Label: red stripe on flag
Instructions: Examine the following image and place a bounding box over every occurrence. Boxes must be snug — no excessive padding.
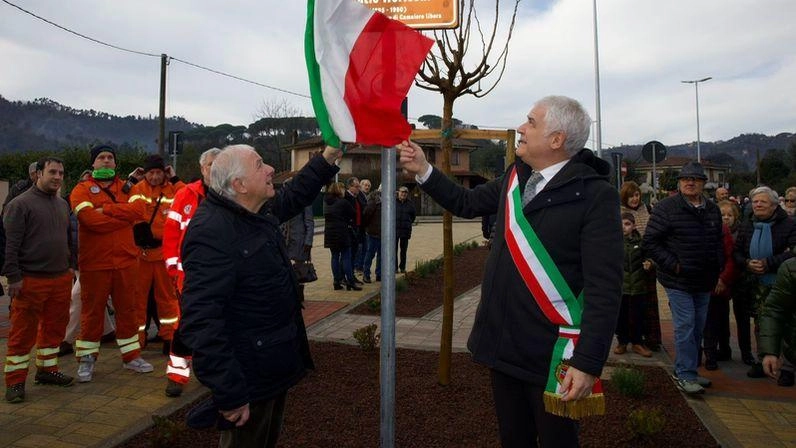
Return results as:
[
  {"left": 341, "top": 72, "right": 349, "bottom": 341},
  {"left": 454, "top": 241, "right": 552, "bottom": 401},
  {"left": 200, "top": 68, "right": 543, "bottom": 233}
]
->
[
  {"left": 503, "top": 190, "right": 568, "bottom": 324},
  {"left": 344, "top": 12, "right": 432, "bottom": 146}
]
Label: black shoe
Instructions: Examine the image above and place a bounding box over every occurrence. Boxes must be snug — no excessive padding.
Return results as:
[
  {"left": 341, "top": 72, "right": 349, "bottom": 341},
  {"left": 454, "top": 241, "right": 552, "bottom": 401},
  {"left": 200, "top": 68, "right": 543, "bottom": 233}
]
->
[
  {"left": 345, "top": 281, "right": 362, "bottom": 291},
  {"left": 165, "top": 379, "right": 184, "bottom": 397},
  {"left": 362, "top": 277, "right": 372, "bottom": 283},
  {"left": 376, "top": 276, "right": 381, "bottom": 282},
  {"left": 34, "top": 370, "right": 74, "bottom": 387},
  {"left": 778, "top": 370, "right": 795, "bottom": 387},
  {"left": 747, "top": 363, "right": 766, "bottom": 378},
  {"left": 742, "top": 351, "right": 756, "bottom": 365},
  {"left": 57, "top": 341, "right": 73, "bottom": 357},
  {"left": 333, "top": 283, "right": 343, "bottom": 290},
  {"left": 5, "top": 383, "right": 25, "bottom": 403},
  {"left": 705, "top": 357, "right": 719, "bottom": 371}
]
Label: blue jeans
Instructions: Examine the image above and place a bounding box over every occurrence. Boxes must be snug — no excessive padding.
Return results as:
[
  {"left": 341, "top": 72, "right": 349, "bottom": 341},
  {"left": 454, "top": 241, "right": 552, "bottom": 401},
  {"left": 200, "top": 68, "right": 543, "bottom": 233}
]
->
[
  {"left": 665, "top": 288, "right": 710, "bottom": 381},
  {"left": 363, "top": 234, "right": 381, "bottom": 280},
  {"left": 330, "top": 247, "right": 355, "bottom": 284},
  {"left": 353, "top": 233, "right": 365, "bottom": 271}
]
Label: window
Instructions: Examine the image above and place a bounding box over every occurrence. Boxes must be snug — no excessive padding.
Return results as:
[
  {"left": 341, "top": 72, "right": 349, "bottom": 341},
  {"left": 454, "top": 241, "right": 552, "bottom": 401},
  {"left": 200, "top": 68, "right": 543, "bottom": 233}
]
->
[{"left": 451, "top": 151, "right": 460, "bottom": 166}]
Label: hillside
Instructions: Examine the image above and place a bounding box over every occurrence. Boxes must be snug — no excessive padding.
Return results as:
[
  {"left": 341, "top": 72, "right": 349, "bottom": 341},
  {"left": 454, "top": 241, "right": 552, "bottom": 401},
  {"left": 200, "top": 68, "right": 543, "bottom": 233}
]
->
[{"left": 0, "top": 96, "right": 199, "bottom": 153}]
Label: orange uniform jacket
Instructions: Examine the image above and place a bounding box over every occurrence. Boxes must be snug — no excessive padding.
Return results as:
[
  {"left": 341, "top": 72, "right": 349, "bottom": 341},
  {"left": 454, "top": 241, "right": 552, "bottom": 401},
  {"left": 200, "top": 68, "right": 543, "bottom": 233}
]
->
[
  {"left": 162, "top": 180, "right": 205, "bottom": 292},
  {"left": 128, "top": 179, "right": 185, "bottom": 262},
  {"left": 70, "top": 177, "right": 148, "bottom": 271}
]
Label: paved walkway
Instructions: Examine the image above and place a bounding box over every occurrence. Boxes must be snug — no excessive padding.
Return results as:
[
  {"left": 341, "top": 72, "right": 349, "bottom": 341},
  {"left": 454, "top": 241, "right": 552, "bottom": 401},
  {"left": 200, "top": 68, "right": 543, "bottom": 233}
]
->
[{"left": 1, "top": 219, "right": 795, "bottom": 447}]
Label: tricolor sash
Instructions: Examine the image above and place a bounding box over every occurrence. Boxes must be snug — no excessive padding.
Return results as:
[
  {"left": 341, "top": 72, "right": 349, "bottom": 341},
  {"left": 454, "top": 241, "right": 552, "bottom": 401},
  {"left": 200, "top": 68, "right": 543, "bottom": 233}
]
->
[{"left": 504, "top": 166, "right": 605, "bottom": 419}]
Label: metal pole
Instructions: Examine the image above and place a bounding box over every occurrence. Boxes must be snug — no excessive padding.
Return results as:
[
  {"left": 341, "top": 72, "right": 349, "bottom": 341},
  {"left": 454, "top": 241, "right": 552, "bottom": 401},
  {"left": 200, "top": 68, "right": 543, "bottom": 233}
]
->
[
  {"left": 652, "top": 142, "right": 657, "bottom": 197},
  {"left": 158, "top": 54, "right": 168, "bottom": 157},
  {"left": 592, "top": 0, "right": 602, "bottom": 158},
  {"left": 380, "top": 147, "right": 397, "bottom": 448},
  {"left": 695, "top": 82, "right": 701, "bottom": 162}
]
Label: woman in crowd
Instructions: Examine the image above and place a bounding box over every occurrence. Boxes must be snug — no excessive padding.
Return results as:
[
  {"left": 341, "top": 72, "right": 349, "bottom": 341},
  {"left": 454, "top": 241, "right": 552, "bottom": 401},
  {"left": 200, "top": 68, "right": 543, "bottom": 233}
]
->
[
  {"left": 620, "top": 181, "right": 661, "bottom": 351},
  {"left": 702, "top": 200, "right": 740, "bottom": 369},
  {"left": 734, "top": 186, "right": 796, "bottom": 377},
  {"left": 323, "top": 182, "right": 361, "bottom": 291}
]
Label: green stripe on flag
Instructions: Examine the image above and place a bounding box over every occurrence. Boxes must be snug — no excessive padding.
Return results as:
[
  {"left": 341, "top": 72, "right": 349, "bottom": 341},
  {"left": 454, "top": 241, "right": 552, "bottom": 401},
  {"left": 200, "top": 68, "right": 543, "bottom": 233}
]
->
[
  {"left": 512, "top": 190, "right": 583, "bottom": 324},
  {"left": 305, "top": 0, "right": 340, "bottom": 149},
  {"left": 546, "top": 336, "right": 570, "bottom": 393}
]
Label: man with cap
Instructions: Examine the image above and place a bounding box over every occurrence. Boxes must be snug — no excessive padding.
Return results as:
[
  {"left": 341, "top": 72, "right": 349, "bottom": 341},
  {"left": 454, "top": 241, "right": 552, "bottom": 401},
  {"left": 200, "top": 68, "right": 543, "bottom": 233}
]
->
[
  {"left": 643, "top": 161, "right": 724, "bottom": 395},
  {"left": 160, "top": 147, "right": 220, "bottom": 398},
  {"left": 69, "top": 145, "right": 152, "bottom": 382},
  {"left": 128, "top": 155, "right": 185, "bottom": 357}
]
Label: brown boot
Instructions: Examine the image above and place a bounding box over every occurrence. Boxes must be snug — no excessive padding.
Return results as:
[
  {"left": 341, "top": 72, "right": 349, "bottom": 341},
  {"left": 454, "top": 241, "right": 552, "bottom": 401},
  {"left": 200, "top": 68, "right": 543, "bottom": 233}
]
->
[
  {"left": 613, "top": 344, "right": 627, "bottom": 354},
  {"left": 632, "top": 344, "right": 652, "bottom": 357}
]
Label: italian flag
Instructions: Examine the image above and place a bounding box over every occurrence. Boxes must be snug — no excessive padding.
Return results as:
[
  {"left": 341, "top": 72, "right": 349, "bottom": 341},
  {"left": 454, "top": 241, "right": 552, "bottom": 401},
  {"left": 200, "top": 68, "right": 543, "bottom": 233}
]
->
[{"left": 305, "top": 0, "right": 433, "bottom": 148}]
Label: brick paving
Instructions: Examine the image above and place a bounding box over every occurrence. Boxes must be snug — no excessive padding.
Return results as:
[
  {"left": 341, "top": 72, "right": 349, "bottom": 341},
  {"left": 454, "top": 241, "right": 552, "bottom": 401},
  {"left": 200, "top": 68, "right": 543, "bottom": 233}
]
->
[{"left": 1, "top": 220, "right": 796, "bottom": 447}]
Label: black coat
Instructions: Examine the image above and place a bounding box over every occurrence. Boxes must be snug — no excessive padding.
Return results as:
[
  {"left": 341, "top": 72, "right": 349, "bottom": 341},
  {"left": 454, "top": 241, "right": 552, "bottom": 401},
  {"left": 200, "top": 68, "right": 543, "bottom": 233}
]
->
[
  {"left": 420, "top": 149, "right": 623, "bottom": 384},
  {"left": 363, "top": 191, "right": 382, "bottom": 237},
  {"left": 179, "top": 155, "right": 338, "bottom": 411},
  {"left": 733, "top": 207, "right": 796, "bottom": 272},
  {"left": 323, "top": 196, "right": 354, "bottom": 250},
  {"left": 642, "top": 193, "right": 723, "bottom": 292},
  {"left": 395, "top": 198, "right": 416, "bottom": 239}
]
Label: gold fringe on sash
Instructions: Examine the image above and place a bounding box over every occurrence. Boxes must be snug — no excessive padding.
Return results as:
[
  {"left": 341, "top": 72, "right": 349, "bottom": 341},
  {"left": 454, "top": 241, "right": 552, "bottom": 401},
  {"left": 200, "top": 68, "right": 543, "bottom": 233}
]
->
[{"left": 543, "top": 391, "right": 606, "bottom": 420}]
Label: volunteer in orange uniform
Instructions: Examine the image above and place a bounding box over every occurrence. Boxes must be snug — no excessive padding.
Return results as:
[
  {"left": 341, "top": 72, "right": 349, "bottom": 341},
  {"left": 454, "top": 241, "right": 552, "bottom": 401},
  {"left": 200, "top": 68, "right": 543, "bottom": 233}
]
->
[
  {"left": 161, "top": 147, "right": 220, "bottom": 398},
  {"left": 4, "top": 157, "right": 76, "bottom": 403},
  {"left": 69, "top": 145, "right": 153, "bottom": 382},
  {"left": 128, "top": 155, "right": 184, "bottom": 352}
]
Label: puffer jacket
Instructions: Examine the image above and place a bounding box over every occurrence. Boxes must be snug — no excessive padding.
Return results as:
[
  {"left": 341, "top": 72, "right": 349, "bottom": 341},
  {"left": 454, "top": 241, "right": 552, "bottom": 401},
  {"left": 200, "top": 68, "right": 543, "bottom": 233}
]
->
[
  {"left": 179, "top": 155, "right": 338, "bottom": 411},
  {"left": 642, "top": 193, "right": 723, "bottom": 292},
  {"left": 759, "top": 257, "right": 796, "bottom": 363},
  {"left": 623, "top": 230, "right": 650, "bottom": 296}
]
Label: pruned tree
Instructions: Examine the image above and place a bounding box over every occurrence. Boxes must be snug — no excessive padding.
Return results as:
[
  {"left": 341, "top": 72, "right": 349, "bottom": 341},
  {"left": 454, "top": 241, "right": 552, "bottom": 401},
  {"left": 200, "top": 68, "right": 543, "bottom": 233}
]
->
[{"left": 415, "top": 0, "right": 521, "bottom": 385}]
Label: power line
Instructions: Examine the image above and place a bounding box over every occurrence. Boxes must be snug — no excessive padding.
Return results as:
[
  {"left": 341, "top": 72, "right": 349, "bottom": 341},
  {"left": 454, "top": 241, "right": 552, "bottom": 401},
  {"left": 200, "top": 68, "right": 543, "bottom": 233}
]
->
[{"left": 1, "top": 0, "right": 311, "bottom": 99}]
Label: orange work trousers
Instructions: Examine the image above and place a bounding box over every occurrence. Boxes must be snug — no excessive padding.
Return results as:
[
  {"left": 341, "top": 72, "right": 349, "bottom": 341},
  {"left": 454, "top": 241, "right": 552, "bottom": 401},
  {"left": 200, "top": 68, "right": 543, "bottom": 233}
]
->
[
  {"left": 4, "top": 273, "right": 72, "bottom": 386},
  {"left": 137, "top": 259, "right": 180, "bottom": 343},
  {"left": 77, "top": 265, "right": 141, "bottom": 363}
]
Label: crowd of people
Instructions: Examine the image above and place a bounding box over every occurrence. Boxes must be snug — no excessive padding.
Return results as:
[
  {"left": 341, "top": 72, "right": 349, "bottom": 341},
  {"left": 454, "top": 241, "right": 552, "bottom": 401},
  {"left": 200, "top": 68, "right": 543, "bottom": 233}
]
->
[
  {"left": 612, "top": 169, "right": 796, "bottom": 394},
  {"left": 2, "top": 94, "right": 795, "bottom": 447}
]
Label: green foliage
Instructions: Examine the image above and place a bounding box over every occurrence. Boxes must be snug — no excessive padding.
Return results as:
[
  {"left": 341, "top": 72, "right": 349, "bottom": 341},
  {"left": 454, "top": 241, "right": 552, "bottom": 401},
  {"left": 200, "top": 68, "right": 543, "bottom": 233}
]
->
[
  {"left": 352, "top": 323, "right": 380, "bottom": 351},
  {"left": 453, "top": 240, "right": 479, "bottom": 256},
  {"left": 626, "top": 407, "right": 666, "bottom": 438},
  {"left": 395, "top": 277, "right": 408, "bottom": 292},
  {"left": 657, "top": 168, "right": 679, "bottom": 192},
  {"left": 611, "top": 365, "right": 645, "bottom": 397},
  {"left": 414, "top": 257, "right": 444, "bottom": 278},
  {"left": 365, "top": 296, "right": 381, "bottom": 312},
  {"left": 151, "top": 415, "right": 184, "bottom": 448}
]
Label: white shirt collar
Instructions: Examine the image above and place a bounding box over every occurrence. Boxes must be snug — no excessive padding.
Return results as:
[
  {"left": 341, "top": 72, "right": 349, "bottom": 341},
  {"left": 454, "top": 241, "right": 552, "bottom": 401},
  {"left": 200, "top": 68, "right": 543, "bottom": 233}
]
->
[{"left": 533, "top": 159, "right": 570, "bottom": 193}]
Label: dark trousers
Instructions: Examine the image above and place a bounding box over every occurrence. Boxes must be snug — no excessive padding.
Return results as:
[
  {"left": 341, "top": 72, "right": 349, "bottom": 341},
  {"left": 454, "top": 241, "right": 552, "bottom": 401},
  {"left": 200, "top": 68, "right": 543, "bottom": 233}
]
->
[
  {"left": 733, "top": 296, "right": 752, "bottom": 355},
  {"left": 219, "top": 393, "right": 287, "bottom": 448},
  {"left": 616, "top": 294, "right": 645, "bottom": 345},
  {"left": 396, "top": 236, "right": 410, "bottom": 271},
  {"left": 703, "top": 295, "right": 731, "bottom": 357},
  {"left": 490, "top": 369, "right": 579, "bottom": 448}
]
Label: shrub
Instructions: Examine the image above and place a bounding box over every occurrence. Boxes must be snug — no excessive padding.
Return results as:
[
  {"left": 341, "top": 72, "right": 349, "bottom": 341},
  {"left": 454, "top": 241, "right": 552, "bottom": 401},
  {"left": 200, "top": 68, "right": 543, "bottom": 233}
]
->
[
  {"left": 151, "top": 415, "right": 184, "bottom": 447},
  {"left": 612, "top": 365, "right": 645, "bottom": 397},
  {"left": 395, "top": 277, "right": 408, "bottom": 292},
  {"left": 352, "top": 323, "right": 380, "bottom": 351},
  {"left": 626, "top": 407, "right": 666, "bottom": 438},
  {"left": 414, "top": 257, "right": 443, "bottom": 278},
  {"left": 365, "top": 296, "right": 381, "bottom": 312}
]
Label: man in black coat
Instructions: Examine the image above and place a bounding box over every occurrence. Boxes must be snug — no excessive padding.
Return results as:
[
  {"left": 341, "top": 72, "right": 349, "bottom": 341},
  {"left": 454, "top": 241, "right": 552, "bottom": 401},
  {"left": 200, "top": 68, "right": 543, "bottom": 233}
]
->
[
  {"left": 642, "top": 162, "right": 723, "bottom": 395},
  {"left": 395, "top": 186, "right": 416, "bottom": 273},
  {"left": 179, "top": 144, "right": 340, "bottom": 447},
  {"left": 399, "top": 95, "right": 622, "bottom": 448}
]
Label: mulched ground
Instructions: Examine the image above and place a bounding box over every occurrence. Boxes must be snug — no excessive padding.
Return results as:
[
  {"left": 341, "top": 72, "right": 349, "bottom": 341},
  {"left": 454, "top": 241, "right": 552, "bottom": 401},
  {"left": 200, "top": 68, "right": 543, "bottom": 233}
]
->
[
  {"left": 349, "top": 244, "right": 491, "bottom": 317},
  {"left": 117, "top": 342, "right": 717, "bottom": 447}
]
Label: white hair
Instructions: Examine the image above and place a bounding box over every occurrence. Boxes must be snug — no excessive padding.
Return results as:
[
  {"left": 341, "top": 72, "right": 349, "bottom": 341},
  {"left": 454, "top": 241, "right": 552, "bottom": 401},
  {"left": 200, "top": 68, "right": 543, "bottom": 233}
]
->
[
  {"left": 534, "top": 95, "right": 592, "bottom": 156},
  {"left": 199, "top": 147, "right": 222, "bottom": 167},
  {"left": 209, "top": 145, "right": 254, "bottom": 198},
  {"left": 749, "top": 186, "right": 779, "bottom": 204}
]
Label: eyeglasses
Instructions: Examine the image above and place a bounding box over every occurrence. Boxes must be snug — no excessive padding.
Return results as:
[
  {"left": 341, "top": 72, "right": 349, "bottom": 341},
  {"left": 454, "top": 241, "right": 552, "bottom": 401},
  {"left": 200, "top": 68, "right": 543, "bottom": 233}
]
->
[{"left": 784, "top": 199, "right": 796, "bottom": 203}]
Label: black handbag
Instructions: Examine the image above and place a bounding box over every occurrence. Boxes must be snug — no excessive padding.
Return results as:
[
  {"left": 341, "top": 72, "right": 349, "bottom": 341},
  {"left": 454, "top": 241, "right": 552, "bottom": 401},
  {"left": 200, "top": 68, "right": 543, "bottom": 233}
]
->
[
  {"left": 133, "top": 195, "right": 163, "bottom": 249},
  {"left": 293, "top": 259, "right": 318, "bottom": 283}
]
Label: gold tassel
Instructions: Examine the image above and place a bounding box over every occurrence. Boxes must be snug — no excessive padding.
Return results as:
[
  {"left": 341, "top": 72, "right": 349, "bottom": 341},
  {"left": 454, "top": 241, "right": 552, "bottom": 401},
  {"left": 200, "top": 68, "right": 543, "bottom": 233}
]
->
[{"left": 543, "top": 392, "right": 606, "bottom": 420}]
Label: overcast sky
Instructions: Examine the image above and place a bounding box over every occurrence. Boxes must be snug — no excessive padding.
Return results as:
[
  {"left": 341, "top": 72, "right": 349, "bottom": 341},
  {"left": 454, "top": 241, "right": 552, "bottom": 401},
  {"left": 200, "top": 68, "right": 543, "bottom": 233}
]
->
[{"left": 2, "top": 0, "right": 794, "bottom": 151}]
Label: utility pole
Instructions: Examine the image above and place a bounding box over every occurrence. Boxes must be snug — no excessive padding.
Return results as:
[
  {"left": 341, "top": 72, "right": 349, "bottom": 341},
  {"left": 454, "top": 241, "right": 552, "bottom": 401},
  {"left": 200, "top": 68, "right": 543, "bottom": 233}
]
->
[{"left": 158, "top": 54, "right": 168, "bottom": 157}]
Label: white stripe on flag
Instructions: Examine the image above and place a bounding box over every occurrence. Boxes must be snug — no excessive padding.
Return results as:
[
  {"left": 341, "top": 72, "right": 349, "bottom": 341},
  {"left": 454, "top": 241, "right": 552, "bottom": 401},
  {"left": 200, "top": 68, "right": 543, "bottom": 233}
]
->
[{"left": 314, "top": 0, "right": 373, "bottom": 143}]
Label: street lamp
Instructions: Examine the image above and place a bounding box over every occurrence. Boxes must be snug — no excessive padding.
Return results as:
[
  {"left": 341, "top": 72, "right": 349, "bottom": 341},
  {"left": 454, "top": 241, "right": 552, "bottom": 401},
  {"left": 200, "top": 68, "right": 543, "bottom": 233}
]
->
[
  {"left": 681, "top": 77, "right": 712, "bottom": 162},
  {"left": 592, "top": 0, "right": 602, "bottom": 158}
]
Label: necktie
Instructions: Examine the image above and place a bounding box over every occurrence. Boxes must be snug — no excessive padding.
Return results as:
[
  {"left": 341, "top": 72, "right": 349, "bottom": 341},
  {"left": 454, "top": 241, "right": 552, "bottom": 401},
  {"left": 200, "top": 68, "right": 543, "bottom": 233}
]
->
[{"left": 522, "top": 171, "right": 544, "bottom": 206}]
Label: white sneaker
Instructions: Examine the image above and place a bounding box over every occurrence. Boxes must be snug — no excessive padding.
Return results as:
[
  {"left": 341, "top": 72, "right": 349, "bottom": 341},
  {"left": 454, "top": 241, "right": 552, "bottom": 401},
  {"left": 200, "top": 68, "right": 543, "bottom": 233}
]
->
[
  {"left": 123, "top": 357, "right": 154, "bottom": 373},
  {"left": 77, "top": 355, "right": 95, "bottom": 383}
]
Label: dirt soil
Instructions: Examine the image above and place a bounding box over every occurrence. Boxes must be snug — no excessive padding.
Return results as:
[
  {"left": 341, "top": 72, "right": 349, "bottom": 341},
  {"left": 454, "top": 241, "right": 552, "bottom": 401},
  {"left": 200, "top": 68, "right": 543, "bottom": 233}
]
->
[
  {"left": 349, "top": 244, "right": 491, "bottom": 317},
  {"left": 117, "top": 342, "right": 717, "bottom": 447}
]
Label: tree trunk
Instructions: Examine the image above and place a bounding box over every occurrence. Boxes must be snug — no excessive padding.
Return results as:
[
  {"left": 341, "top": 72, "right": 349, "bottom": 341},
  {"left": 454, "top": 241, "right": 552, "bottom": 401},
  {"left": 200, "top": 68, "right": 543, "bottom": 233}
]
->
[{"left": 438, "top": 96, "right": 455, "bottom": 386}]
